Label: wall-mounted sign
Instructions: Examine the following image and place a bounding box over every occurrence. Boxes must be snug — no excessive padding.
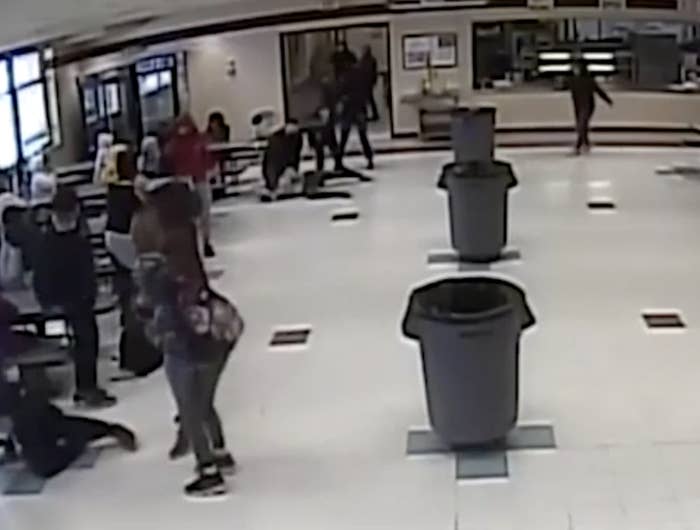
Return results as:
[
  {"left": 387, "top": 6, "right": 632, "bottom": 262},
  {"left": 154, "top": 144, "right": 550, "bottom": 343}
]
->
[
  {"left": 402, "top": 33, "right": 458, "bottom": 70},
  {"left": 528, "top": 0, "right": 554, "bottom": 9},
  {"left": 602, "top": 0, "right": 625, "bottom": 9}
]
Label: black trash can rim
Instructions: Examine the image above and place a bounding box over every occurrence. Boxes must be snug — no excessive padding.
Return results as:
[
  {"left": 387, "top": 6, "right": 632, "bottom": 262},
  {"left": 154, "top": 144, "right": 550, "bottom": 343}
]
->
[
  {"left": 402, "top": 276, "right": 536, "bottom": 341},
  {"left": 437, "top": 160, "right": 518, "bottom": 190}
]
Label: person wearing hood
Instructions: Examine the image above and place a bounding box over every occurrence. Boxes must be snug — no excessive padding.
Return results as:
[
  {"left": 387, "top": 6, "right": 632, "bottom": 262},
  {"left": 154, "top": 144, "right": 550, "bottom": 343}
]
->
[
  {"left": 93, "top": 132, "right": 114, "bottom": 184},
  {"left": 33, "top": 187, "right": 116, "bottom": 409},
  {"left": 28, "top": 153, "right": 57, "bottom": 202},
  {"left": 0, "top": 193, "right": 31, "bottom": 291},
  {"left": 138, "top": 135, "right": 162, "bottom": 178},
  {"left": 163, "top": 114, "right": 216, "bottom": 258},
  {"left": 569, "top": 59, "right": 613, "bottom": 155}
]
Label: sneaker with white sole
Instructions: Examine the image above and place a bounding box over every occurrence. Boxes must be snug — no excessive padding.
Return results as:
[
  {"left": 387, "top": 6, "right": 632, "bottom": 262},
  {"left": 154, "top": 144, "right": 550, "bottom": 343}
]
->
[{"left": 184, "top": 465, "right": 228, "bottom": 497}]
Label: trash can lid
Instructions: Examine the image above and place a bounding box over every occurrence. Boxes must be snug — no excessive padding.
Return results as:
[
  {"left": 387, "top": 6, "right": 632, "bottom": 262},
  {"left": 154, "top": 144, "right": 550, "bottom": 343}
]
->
[
  {"left": 437, "top": 161, "right": 518, "bottom": 190},
  {"left": 402, "top": 277, "right": 536, "bottom": 340}
]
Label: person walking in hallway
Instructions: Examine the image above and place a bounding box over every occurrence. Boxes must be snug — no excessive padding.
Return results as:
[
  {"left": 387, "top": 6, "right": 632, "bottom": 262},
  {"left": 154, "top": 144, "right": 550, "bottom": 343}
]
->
[
  {"left": 358, "top": 45, "right": 379, "bottom": 122},
  {"left": 569, "top": 59, "right": 613, "bottom": 155},
  {"left": 336, "top": 65, "right": 375, "bottom": 174}
]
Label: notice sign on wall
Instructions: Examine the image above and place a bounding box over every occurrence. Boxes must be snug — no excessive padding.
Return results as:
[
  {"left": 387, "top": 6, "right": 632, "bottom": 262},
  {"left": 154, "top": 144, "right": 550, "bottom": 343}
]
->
[
  {"left": 527, "top": 0, "right": 554, "bottom": 9},
  {"left": 402, "top": 33, "right": 458, "bottom": 70}
]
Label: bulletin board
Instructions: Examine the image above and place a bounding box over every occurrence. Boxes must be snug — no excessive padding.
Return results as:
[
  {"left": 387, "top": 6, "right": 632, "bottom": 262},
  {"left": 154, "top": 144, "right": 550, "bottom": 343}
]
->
[{"left": 402, "top": 33, "right": 458, "bottom": 70}]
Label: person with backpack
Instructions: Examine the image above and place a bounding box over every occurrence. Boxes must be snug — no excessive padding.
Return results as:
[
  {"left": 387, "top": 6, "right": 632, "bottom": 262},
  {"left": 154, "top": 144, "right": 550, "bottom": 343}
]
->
[{"left": 131, "top": 178, "right": 243, "bottom": 497}]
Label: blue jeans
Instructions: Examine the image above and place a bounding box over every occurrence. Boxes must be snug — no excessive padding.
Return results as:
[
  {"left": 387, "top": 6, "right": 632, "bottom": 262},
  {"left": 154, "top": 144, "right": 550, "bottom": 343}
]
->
[{"left": 164, "top": 351, "right": 229, "bottom": 468}]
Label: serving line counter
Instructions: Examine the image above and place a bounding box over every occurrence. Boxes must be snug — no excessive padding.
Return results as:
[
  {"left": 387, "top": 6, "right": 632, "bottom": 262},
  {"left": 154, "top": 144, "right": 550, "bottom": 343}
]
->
[{"left": 399, "top": 88, "right": 700, "bottom": 140}]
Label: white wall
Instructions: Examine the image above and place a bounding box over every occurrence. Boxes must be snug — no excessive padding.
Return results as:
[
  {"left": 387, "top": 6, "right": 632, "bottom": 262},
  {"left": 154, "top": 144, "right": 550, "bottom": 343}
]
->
[
  {"left": 186, "top": 29, "right": 285, "bottom": 140},
  {"left": 390, "top": 11, "right": 471, "bottom": 134}
]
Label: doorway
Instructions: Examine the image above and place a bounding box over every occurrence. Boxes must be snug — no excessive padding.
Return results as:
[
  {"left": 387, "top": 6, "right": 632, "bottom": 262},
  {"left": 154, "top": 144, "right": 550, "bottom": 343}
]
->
[{"left": 280, "top": 24, "right": 393, "bottom": 141}]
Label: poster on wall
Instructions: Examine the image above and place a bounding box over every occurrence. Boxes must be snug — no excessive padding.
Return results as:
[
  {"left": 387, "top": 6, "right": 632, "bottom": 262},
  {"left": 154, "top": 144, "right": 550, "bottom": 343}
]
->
[{"left": 403, "top": 33, "right": 458, "bottom": 70}]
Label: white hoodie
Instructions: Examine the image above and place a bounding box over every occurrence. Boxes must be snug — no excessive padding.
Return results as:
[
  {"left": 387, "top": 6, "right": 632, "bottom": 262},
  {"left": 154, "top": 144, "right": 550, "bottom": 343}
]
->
[{"left": 0, "top": 193, "right": 28, "bottom": 290}]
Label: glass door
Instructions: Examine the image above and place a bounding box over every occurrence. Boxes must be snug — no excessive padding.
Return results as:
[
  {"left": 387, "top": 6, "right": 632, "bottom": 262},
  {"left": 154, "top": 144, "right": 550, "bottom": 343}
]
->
[{"left": 136, "top": 55, "right": 179, "bottom": 137}]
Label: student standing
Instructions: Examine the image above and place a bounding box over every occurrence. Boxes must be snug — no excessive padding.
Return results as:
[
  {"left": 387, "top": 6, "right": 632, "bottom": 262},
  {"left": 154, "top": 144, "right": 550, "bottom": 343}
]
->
[
  {"left": 569, "top": 59, "right": 613, "bottom": 155},
  {"left": 336, "top": 65, "right": 375, "bottom": 172},
  {"left": 132, "top": 179, "right": 243, "bottom": 497},
  {"left": 163, "top": 115, "right": 215, "bottom": 258},
  {"left": 33, "top": 187, "right": 116, "bottom": 408},
  {"left": 358, "top": 45, "right": 380, "bottom": 122}
]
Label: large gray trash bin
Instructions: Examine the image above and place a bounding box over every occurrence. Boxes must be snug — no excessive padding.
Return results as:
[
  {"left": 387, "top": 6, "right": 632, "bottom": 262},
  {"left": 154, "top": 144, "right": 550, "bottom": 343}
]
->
[
  {"left": 451, "top": 106, "right": 496, "bottom": 163},
  {"left": 439, "top": 161, "right": 517, "bottom": 262},
  {"left": 402, "top": 277, "right": 535, "bottom": 447}
]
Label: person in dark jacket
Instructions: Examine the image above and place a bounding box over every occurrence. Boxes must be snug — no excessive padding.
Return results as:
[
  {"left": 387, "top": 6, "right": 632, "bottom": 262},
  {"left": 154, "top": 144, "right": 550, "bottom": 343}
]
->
[
  {"left": 336, "top": 64, "right": 375, "bottom": 172},
  {"left": 570, "top": 59, "right": 613, "bottom": 155},
  {"left": 261, "top": 123, "right": 303, "bottom": 201},
  {"left": 331, "top": 41, "right": 357, "bottom": 86},
  {"left": 106, "top": 147, "right": 163, "bottom": 378},
  {"left": 33, "top": 187, "right": 116, "bottom": 409},
  {"left": 358, "top": 45, "right": 379, "bottom": 122},
  {"left": 0, "top": 380, "right": 137, "bottom": 479},
  {"left": 304, "top": 76, "right": 340, "bottom": 174}
]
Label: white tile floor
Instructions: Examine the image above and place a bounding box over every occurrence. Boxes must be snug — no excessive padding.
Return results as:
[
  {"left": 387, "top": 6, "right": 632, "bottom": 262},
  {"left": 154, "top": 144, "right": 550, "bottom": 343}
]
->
[{"left": 5, "top": 147, "right": 700, "bottom": 529}]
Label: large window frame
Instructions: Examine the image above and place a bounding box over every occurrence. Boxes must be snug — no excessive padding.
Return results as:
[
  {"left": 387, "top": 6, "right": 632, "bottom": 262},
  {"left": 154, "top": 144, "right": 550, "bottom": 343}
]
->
[{"left": 0, "top": 47, "right": 52, "bottom": 171}]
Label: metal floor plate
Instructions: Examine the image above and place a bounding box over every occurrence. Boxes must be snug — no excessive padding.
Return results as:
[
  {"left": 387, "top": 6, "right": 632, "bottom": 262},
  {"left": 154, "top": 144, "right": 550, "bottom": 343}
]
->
[{"left": 456, "top": 450, "right": 508, "bottom": 480}]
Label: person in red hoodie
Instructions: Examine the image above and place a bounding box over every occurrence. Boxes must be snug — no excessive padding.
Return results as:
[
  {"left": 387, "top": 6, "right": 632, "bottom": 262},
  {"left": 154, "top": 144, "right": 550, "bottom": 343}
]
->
[{"left": 163, "top": 114, "right": 216, "bottom": 258}]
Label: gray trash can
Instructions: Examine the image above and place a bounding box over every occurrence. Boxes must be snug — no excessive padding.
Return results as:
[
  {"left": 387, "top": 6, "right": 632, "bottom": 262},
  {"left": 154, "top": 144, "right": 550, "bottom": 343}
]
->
[
  {"left": 451, "top": 106, "right": 496, "bottom": 163},
  {"left": 438, "top": 161, "right": 517, "bottom": 262},
  {"left": 402, "top": 277, "right": 535, "bottom": 447}
]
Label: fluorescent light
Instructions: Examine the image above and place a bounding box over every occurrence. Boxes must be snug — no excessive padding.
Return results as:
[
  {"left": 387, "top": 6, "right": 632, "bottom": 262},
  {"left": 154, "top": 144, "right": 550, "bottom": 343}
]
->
[
  {"left": 588, "top": 64, "right": 616, "bottom": 73},
  {"left": 538, "top": 64, "right": 572, "bottom": 72},
  {"left": 539, "top": 52, "right": 571, "bottom": 61},
  {"left": 583, "top": 52, "right": 615, "bottom": 61}
]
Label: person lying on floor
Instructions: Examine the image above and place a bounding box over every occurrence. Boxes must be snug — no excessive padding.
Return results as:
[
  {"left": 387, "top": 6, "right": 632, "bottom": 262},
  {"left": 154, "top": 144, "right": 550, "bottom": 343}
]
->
[
  {"left": 260, "top": 121, "right": 353, "bottom": 203},
  {"left": 0, "top": 379, "right": 137, "bottom": 478}
]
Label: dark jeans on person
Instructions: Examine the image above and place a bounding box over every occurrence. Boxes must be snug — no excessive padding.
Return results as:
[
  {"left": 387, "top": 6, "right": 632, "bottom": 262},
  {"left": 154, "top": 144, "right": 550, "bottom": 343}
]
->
[
  {"left": 306, "top": 124, "right": 338, "bottom": 173},
  {"left": 337, "top": 110, "right": 374, "bottom": 167},
  {"left": 164, "top": 351, "right": 229, "bottom": 468},
  {"left": 575, "top": 107, "right": 594, "bottom": 151},
  {"left": 367, "top": 91, "right": 379, "bottom": 121},
  {"left": 65, "top": 310, "right": 99, "bottom": 393}
]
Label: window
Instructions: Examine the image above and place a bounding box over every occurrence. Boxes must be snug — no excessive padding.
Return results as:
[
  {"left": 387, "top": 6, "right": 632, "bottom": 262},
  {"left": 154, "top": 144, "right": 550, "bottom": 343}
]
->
[
  {"left": 12, "top": 52, "right": 41, "bottom": 88},
  {"left": 17, "top": 82, "right": 49, "bottom": 157},
  {"left": 0, "top": 95, "right": 18, "bottom": 169},
  {"left": 0, "top": 60, "right": 17, "bottom": 170},
  {"left": 104, "top": 82, "right": 121, "bottom": 116},
  {"left": 139, "top": 73, "right": 160, "bottom": 96},
  {"left": 472, "top": 18, "right": 699, "bottom": 92}
]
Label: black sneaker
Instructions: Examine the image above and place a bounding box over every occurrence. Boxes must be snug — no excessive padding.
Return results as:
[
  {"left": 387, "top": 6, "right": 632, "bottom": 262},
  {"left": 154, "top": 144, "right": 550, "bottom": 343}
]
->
[
  {"left": 110, "top": 425, "right": 139, "bottom": 452},
  {"left": 204, "top": 242, "right": 216, "bottom": 258},
  {"left": 214, "top": 452, "right": 237, "bottom": 476},
  {"left": 366, "top": 160, "right": 375, "bottom": 171},
  {"left": 185, "top": 466, "right": 228, "bottom": 497},
  {"left": 74, "top": 389, "right": 117, "bottom": 409}
]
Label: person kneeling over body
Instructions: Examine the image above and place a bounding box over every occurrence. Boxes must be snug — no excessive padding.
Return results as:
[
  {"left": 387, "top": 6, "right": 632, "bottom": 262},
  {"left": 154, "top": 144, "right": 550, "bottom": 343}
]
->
[{"left": 260, "top": 122, "right": 303, "bottom": 202}]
